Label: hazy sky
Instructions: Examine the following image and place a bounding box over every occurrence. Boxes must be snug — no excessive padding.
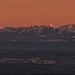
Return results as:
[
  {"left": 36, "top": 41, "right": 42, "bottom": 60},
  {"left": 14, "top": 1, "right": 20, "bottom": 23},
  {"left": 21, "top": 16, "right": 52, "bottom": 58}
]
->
[{"left": 0, "top": 0, "right": 75, "bottom": 27}]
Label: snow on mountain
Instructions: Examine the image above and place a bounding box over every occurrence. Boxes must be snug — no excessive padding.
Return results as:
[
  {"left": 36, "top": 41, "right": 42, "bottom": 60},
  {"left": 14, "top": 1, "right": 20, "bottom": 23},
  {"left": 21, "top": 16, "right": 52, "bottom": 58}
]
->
[
  {"left": 36, "top": 25, "right": 49, "bottom": 34},
  {"left": 0, "top": 24, "right": 75, "bottom": 34},
  {"left": 67, "top": 24, "right": 75, "bottom": 33},
  {"left": 0, "top": 27, "right": 3, "bottom": 29},
  {"left": 49, "top": 24, "right": 55, "bottom": 28},
  {"left": 0, "top": 24, "right": 75, "bottom": 42},
  {"left": 58, "top": 24, "right": 75, "bottom": 34},
  {"left": 22, "top": 25, "right": 54, "bottom": 35},
  {"left": 0, "top": 27, "right": 27, "bottom": 33}
]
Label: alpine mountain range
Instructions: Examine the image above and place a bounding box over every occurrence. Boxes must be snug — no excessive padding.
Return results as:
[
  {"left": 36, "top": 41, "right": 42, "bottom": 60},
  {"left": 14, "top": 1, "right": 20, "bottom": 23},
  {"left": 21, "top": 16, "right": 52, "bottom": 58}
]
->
[{"left": 0, "top": 24, "right": 75, "bottom": 42}]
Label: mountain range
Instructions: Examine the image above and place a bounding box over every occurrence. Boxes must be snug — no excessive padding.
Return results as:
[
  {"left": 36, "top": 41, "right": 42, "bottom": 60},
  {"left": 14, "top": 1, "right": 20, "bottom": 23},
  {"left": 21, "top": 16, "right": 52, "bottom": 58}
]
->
[{"left": 0, "top": 24, "right": 75, "bottom": 42}]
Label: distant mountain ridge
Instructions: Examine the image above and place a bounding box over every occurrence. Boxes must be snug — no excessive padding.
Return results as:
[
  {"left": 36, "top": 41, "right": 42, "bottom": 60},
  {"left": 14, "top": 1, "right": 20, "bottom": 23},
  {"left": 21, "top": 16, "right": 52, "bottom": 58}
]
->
[{"left": 0, "top": 24, "right": 75, "bottom": 42}]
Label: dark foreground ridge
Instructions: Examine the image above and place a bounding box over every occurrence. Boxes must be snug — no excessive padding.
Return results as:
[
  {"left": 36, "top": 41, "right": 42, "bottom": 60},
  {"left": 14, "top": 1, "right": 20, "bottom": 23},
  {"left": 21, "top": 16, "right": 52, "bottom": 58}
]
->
[{"left": 0, "top": 41, "right": 75, "bottom": 74}]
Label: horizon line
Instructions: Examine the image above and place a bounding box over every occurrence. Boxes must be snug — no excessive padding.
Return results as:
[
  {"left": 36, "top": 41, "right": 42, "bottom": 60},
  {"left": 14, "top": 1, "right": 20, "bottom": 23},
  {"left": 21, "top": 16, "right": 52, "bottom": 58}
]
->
[{"left": 0, "top": 24, "right": 75, "bottom": 28}]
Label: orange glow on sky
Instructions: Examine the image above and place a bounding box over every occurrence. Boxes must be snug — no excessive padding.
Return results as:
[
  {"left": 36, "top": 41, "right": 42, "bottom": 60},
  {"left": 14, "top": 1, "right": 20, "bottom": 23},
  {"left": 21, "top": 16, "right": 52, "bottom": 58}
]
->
[{"left": 0, "top": 0, "right": 75, "bottom": 27}]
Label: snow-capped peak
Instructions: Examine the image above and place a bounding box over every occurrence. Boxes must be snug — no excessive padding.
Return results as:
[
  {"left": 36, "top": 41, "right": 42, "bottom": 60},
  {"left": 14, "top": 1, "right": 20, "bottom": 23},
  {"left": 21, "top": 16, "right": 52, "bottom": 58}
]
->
[
  {"left": 0, "top": 26, "right": 3, "bottom": 29},
  {"left": 49, "top": 24, "right": 55, "bottom": 28}
]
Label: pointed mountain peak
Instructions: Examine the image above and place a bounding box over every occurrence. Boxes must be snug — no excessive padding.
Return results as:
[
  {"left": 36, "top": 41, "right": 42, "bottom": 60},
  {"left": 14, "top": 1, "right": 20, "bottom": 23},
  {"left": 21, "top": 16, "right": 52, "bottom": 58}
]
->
[
  {"left": 49, "top": 24, "right": 55, "bottom": 28},
  {"left": 0, "top": 26, "right": 3, "bottom": 29}
]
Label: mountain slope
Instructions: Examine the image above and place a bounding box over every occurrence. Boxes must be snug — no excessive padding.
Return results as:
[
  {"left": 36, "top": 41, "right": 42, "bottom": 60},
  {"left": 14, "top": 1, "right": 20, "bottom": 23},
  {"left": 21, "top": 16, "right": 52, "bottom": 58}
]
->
[{"left": 0, "top": 24, "right": 75, "bottom": 42}]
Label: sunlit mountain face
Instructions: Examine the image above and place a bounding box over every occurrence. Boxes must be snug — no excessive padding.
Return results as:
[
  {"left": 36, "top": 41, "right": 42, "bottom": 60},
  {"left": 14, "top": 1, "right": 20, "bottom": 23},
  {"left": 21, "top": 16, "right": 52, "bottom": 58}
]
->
[
  {"left": 49, "top": 24, "right": 55, "bottom": 28},
  {"left": 0, "top": 24, "right": 75, "bottom": 42},
  {"left": 0, "top": 27, "right": 3, "bottom": 29}
]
